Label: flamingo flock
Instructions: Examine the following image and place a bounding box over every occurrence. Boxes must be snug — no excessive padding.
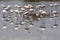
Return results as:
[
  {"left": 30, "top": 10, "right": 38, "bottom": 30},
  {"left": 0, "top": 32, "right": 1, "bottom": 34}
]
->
[{"left": 0, "top": 2, "right": 59, "bottom": 33}]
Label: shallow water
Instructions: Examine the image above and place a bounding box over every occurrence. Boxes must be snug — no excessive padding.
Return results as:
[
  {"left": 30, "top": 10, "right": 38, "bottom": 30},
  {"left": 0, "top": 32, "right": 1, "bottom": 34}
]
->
[{"left": 0, "top": 1, "right": 60, "bottom": 40}]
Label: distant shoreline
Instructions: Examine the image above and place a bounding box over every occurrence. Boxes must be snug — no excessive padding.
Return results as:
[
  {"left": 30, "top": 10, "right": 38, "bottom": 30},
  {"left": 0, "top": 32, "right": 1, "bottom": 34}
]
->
[{"left": 0, "top": 0, "right": 60, "bottom": 2}]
